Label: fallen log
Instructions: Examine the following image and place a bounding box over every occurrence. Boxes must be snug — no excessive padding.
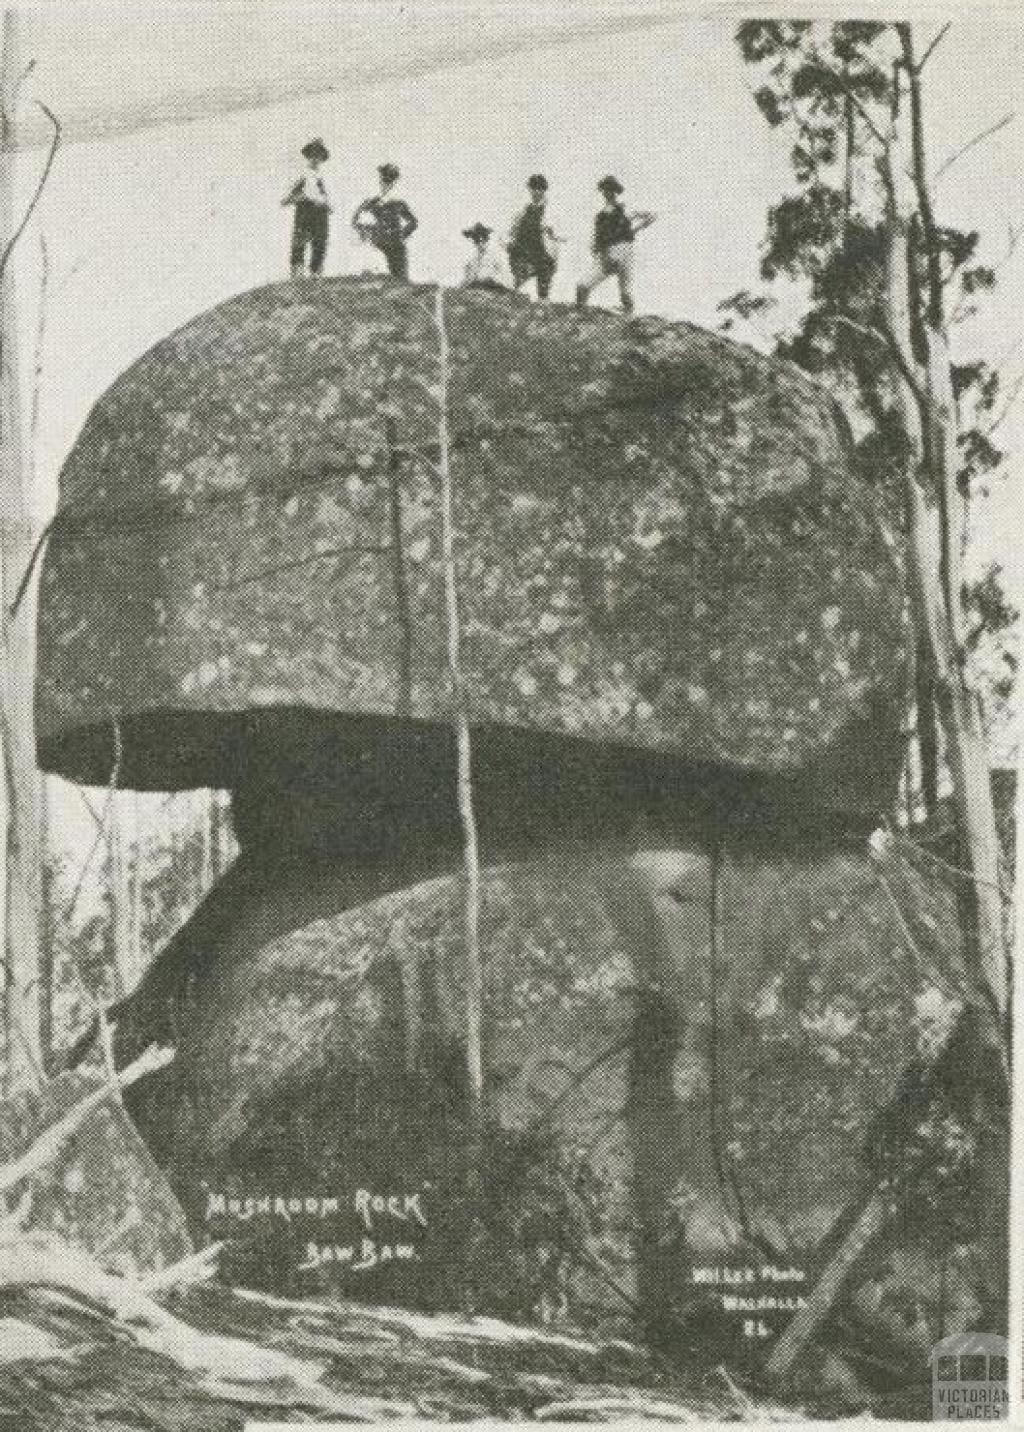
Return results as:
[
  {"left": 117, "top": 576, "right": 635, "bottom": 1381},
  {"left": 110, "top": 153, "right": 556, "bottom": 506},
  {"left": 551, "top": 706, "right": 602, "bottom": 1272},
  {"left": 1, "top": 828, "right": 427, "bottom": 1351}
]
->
[{"left": 0, "top": 1044, "right": 174, "bottom": 1197}]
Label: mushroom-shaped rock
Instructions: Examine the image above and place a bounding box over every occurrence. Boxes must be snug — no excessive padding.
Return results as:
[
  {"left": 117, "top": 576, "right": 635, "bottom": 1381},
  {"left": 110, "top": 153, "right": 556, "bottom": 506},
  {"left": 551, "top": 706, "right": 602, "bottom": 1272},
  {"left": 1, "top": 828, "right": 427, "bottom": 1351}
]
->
[{"left": 36, "top": 278, "right": 905, "bottom": 813}]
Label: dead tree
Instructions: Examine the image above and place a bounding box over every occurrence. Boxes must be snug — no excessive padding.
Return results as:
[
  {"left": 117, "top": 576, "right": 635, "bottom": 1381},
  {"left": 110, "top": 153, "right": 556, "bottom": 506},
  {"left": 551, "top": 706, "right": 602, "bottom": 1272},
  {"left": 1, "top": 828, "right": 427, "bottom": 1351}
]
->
[
  {"left": 0, "top": 9, "right": 43, "bottom": 1093},
  {"left": 432, "top": 285, "right": 484, "bottom": 1137}
]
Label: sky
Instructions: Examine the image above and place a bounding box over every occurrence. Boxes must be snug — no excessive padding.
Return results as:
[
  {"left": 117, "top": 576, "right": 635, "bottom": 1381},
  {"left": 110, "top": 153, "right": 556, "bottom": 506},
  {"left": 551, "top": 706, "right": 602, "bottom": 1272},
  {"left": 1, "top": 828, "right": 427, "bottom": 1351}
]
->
[{"left": 3, "top": 1, "right": 1022, "bottom": 842}]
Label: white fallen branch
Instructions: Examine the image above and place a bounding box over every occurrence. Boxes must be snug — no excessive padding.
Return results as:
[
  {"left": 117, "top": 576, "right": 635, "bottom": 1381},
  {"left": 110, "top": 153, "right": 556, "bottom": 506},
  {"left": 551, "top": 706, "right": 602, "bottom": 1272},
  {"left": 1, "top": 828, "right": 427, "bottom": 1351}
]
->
[
  {"left": 139, "top": 1240, "right": 222, "bottom": 1294},
  {"left": 232, "top": 1283, "right": 609, "bottom": 1353},
  {"left": 0, "top": 1043, "right": 175, "bottom": 1196},
  {"left": 90, "top": 1205, "right": 142, "bottom": 1257},
  {"left": 0, "top": 1225, "right": 408, "bottom": 1415},
  {"left": 0, "top": 1315, "right": 69, "bottom": 1364},
  {"left": 533, "top": 1393, "right": 701, "bottom": 1422},
  {"left": 193, "top": 1374, "right": 415, "bottom": 1420},
  {"left": 407, "top": 1350, "right": 492, "bottom": 1385}
]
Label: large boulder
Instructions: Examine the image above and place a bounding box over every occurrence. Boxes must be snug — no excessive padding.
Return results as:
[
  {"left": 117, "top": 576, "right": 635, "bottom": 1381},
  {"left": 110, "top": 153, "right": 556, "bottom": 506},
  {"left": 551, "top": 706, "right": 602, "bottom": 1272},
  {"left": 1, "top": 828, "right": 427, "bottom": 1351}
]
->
[
  {"left": 36, "top": 278, "right": 905, "bottom": 814},
  {"left": 118, "top": 836, "right": 975, "bottom": 1350}
]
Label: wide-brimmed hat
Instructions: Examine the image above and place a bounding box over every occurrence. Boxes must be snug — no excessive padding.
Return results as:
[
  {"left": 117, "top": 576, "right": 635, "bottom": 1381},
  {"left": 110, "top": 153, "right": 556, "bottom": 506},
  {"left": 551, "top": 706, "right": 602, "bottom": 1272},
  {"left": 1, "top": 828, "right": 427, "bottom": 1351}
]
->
[
  {"left": 301, "top": 138, "right": 329, "bottom": 162},
  {"left": 378, "top": 162, "right": 400, "bottom": 183},
  {"left": 597, "top": 174, "right": 624, "bottom": 196},
  {"left": 462, "top": 222, "right": 493, "bottom": 242},
  {"left": 526, "top": 173, "right": 548, "bottom": 192}
]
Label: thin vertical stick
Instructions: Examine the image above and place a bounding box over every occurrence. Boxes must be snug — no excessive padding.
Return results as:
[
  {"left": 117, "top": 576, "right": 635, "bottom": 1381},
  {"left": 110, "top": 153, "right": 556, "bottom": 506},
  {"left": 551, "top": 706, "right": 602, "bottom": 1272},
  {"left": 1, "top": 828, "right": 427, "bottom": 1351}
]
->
[
  {"left": 433, "top": 285, "right": 484, "bottom": 1121},
  {"left": 385, "top": 413, "right": 414, "bottom": 718},
  {"left": 1009, "top": 751, "right": 1024, "bottom": 1424},
  {"left": 110, "top": 788, "right": 142, "bottom": 996}
]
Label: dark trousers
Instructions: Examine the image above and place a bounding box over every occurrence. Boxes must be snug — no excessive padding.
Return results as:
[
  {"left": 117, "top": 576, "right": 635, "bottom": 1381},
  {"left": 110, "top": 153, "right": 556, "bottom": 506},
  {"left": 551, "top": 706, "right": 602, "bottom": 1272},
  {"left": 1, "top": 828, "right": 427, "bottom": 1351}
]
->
[
  {"left": 510, "top": 250, "right": 556, "bottom": 299},
  {"left": 290, "top": 201, "right": 329, "bottom": 275},
  {"left": 379, "top": 240, "right": 409, "bottom": 280}
]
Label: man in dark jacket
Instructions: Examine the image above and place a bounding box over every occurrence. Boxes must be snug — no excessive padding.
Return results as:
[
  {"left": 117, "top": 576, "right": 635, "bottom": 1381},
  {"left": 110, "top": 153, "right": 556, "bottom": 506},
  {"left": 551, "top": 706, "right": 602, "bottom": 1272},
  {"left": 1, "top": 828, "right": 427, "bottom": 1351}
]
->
[
  {"left": 507, "top": 174, "right": 561, "bottom": 300},
  {"left": 352, "top": 162, "right": 419, "bottom": 279},
  {"left": 282, "top": 138, "right": 333, "bottom": 277},
  {"left": 575, "top": 175, "right": 656, "bottom": 314}
]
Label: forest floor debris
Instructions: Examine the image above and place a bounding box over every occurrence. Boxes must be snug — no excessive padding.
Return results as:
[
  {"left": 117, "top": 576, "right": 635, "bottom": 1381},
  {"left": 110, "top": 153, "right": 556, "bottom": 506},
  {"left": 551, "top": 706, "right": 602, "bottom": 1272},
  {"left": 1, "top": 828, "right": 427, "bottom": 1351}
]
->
[{"left": 0, "top": 1258, "right": 802, "bottom": 1429}]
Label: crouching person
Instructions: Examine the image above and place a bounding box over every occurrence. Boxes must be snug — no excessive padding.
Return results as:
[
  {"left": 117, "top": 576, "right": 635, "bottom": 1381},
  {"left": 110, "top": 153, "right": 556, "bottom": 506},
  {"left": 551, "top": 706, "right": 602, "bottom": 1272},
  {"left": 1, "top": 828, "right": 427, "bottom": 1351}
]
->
[{"left": 461, "top": 222, "right": 507, "bottom": 291}]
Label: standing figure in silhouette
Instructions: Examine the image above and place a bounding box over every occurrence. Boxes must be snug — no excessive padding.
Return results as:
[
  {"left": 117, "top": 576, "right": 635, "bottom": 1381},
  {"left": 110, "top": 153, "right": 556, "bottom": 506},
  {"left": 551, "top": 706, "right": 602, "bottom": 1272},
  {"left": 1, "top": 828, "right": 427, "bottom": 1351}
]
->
[
  {"left": 507, "top": 174, "right": 561, "bottom": 301},
  {"left": 352, "top": 163, "right": 419, "bottom": 279},
  {"left": 282, "top": 138, "right": 333, "bottom": 278},
  {"left": 576, "top": 175, "right": 656, "bottom": 315}
]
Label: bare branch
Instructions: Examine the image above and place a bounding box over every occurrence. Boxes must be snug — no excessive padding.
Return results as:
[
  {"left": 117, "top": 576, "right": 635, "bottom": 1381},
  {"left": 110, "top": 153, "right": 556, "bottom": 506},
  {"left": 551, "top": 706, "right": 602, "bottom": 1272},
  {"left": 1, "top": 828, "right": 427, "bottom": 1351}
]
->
[
  {"left": 831, "top": 70, "right": 889, "bottom": 150},
  {"left": 985, "top": 368, "right": 1024, "bottom": 438},
  {"left": 915, "top": 22, "right": 951, "bottom": 72},
  {"left": 949, "top": 222, "right": 1022, "bottom": 325},
  {"left": 935, "top": 112, "right": 1016, "bottom": 184},
  {"left": 0, "top": 99, "right": 60, "bottom": 283},
  {"left": 28, "top": 226, "right": 46, "bottom": 436},
  {"left": 0, "top": 1044, "right": 175, "bottom": 1195},
  {"left": 767, "top": 1192, "right": 889, "bottom": 1378},
  {"left": 63, "top": 716, "right": 123, "bottom": 923},
  {"left": 14, "top": 58, "right": 36, "bottom": 90},
  {"left": 77, "top": 786, "right": 107, "bottom": 832},
  {"left": 893, "top": 829, "right": 1013, "bottom": 902},
  {"left": 7, "top": 509, "right": 54, "bottom": 616},
  {"left": 210, "top": 542, "right": 391, "bottom": 595},
  {"left": 140, "top": 1241, "right": 223, "bottom": 1294},
  {"left": 898, "top": 27, "right": 945, "bottom": 324}
]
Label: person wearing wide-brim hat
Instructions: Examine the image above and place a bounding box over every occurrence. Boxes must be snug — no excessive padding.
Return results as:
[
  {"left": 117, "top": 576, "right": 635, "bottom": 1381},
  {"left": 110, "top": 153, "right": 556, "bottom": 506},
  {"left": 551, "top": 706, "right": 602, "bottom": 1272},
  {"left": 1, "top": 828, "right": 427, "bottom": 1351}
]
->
[
  {"left": 351, "top": 162, "right": 419, "bottom": 280},
  {"left": 282, "top": 138, "right": 333, "bottom": 278},
  {"left": 507, "top": 173, "right": 563, "bottom": 302},
  {"left": 461, "top": 222, "right": 508, "bottom": 291},
  {"left": 575, "top": 175, "right": 656, "bottom": 315}
]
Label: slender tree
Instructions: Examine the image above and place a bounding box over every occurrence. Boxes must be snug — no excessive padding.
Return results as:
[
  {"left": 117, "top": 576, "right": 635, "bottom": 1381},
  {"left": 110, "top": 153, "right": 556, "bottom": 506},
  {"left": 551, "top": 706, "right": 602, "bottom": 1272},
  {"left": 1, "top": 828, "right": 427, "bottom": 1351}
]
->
[
  {"left": 730, "top": 19, "right": 1013, "bottom": 1377},
  {"left": 883, "top": 29, "right": 1007, "bottom": 1024},
  {"left": 728, "top": 21, "right": 1014, "bottom": 832},
  {"left": 732, "top": 17, "right": 1011, "bottom": 1032},
  {"left": 432, "top": 286, "right": 484, "bottom": 1137},
  {"left": 0, "top": 8, "right": 42, "bottom": 1093}
]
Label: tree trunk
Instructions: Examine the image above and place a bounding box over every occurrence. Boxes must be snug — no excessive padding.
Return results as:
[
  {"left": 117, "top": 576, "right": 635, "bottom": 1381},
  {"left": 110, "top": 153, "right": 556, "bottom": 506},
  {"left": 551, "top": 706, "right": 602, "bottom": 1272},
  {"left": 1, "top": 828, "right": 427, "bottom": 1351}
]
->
[
  {"left": 209, "top": 789, "right": 233, "bottom": 882},
  {"left": 39, "top": 776, "right": 54, "bottom": 1072},
  {"left": 110, "top": 790, "right": 143, "bottom": 996},
  {"left": 766, "top": 1192, "right": 888, "bottom": 1379},
  {"left": 432, "top": 286, "right": 484, "bottom": 1137},
  {"left": 0, "top": 7, "right": 43, "bottom": 1094},
  {"left": 766, "top": 41, "right": 1010, "bottom": 1381},
  {"left": 913, "top": 628, "right": 939, "bottom": 818},
  {"left": 884, "top": 53, "right": 1007, "bottom": 1026},
  {"left": 842, "top": 82, "right": 855, "bottom": 240},
  {"left": 883, "top": 41, "right": 1008, "bottom": 1345},
  {"left": 195, "top": 788, "right": 213, "bottom": 894}
]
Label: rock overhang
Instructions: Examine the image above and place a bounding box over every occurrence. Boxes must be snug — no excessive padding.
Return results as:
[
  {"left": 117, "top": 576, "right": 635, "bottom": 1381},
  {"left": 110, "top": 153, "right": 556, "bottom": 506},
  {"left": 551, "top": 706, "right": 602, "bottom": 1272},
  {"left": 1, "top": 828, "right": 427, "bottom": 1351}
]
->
[{"left": 35, "top": 275, "right": 907, "bottom": 817}]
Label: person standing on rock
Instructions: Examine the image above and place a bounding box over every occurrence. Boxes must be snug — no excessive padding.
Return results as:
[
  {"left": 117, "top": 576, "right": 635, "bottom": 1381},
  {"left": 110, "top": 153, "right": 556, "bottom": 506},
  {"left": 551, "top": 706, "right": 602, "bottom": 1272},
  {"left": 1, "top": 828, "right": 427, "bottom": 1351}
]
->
[
  {"left": 575, "top": 175, "right": 656, "bottom": 315},
  {"left": 461, "top": 222, "right": 507, "bottom": 291},
  {"left": 351, "top": 162, "right": 419, "bottom": 280},
  {"left": 282, "top": 138, "right": 333, "bottom": 278},
  {"left": 507, "top": 174, "right": 561, "bottom": 300}
]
